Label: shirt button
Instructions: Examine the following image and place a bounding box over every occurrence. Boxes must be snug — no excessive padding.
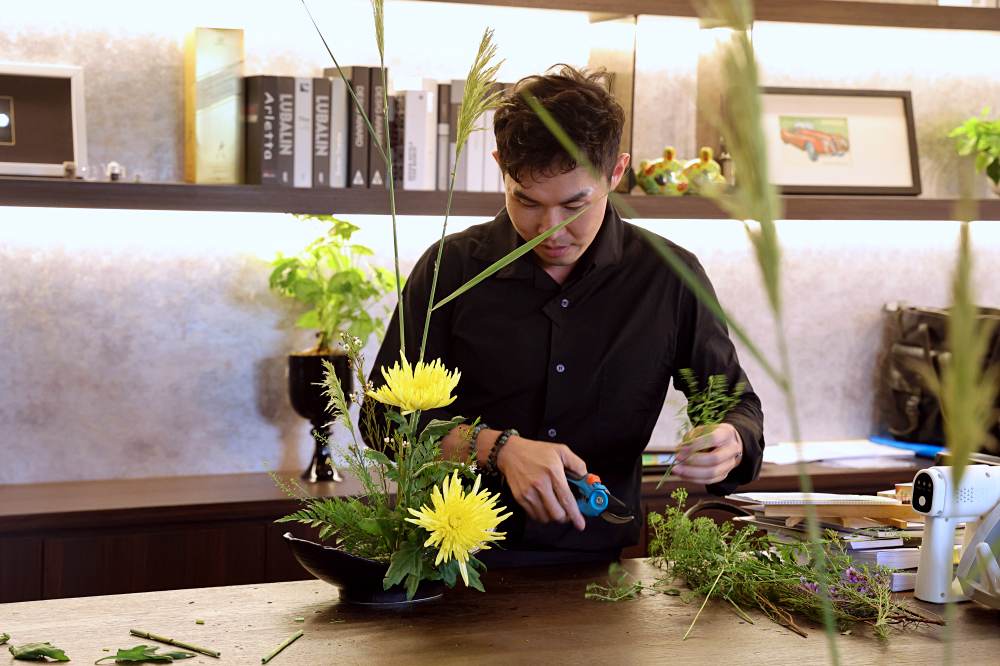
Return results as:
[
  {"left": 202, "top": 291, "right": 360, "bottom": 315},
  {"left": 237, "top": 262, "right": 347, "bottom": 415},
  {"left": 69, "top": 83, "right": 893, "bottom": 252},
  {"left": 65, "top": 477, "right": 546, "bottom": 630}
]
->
[
  {"left": 560, "top": 298, "right": 570, "bottom": 308},
  {"left": 547, "top": 428, "right": 558, "bottom": 438},
  {"left": 555, "top": 363, "right": 566, "bottom": 373}
]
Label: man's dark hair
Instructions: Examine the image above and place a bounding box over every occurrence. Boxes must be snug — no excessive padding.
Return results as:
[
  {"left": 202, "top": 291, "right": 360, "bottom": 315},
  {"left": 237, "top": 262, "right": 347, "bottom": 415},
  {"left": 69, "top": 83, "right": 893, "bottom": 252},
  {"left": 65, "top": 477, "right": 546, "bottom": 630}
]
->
[{"left": 493, "top": 64, "right": 624, "bottom": 184}]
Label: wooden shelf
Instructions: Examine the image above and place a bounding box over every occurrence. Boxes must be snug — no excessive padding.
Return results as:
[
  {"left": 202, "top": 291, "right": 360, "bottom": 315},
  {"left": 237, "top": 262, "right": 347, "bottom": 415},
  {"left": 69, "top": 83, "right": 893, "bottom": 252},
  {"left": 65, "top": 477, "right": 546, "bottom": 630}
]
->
[
  {"left": 2, "top": 177, "right": 999, "bottom": 220},
  {"left": 426, "top": 0, "right": 1000, "bottom": 32}
]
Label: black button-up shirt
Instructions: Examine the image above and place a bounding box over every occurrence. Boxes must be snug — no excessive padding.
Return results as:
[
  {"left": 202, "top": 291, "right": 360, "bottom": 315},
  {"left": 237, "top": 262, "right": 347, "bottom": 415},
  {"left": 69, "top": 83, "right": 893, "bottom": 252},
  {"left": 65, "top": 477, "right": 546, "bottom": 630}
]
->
[{"left": 365, "top": 202, "right": 764, "bottom": 557}]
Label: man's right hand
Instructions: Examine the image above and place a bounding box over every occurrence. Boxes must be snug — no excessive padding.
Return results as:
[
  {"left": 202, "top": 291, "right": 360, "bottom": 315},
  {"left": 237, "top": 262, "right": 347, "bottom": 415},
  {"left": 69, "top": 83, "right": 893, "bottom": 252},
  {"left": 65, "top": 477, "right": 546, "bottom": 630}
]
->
[{"left": 496, "top": 436, "right": 587, "bottom": 531}]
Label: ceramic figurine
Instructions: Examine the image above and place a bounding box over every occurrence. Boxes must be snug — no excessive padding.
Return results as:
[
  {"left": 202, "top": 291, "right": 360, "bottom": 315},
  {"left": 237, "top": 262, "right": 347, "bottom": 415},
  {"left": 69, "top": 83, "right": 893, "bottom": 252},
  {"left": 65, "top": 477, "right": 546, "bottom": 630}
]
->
[
  {"left": 682, "top": 146, "right": 726, "bottom": 195},
  {"left": 636, "top": 146, "right": 689, "bottom": 196}
]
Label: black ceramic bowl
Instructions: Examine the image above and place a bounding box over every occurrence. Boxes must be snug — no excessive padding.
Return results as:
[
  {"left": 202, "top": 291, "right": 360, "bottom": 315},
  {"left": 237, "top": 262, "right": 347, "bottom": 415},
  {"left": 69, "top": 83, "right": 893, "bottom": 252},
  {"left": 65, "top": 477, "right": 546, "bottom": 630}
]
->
[{"left": 283, "top": 533, "right": 444, "bottom": 606}]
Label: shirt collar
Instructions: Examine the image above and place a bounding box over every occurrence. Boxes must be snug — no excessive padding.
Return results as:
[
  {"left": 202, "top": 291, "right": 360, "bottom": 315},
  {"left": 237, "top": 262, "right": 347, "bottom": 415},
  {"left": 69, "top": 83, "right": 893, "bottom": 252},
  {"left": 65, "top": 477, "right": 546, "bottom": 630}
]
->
[{"left": 471, "top": 201, "right": 625, "bottom": 279}]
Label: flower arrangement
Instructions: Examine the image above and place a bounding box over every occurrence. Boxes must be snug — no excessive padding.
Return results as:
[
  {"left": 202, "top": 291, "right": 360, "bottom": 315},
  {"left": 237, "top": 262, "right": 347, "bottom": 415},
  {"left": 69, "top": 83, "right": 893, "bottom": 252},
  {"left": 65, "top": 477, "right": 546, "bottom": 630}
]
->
[
  {"left": 276, "top": 1, "right": 587, "bottom": 600},
  {"left": 276, "top": 335, "right": 510, "bottom": 597}
]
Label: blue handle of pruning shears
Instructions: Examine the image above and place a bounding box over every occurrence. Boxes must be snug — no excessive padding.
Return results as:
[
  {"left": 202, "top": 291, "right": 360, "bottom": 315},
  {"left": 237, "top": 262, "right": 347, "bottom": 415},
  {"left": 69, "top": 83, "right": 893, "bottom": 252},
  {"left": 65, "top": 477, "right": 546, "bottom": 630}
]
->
[{"left": 566, "top": 473, "right": 610, "bottom": 517}]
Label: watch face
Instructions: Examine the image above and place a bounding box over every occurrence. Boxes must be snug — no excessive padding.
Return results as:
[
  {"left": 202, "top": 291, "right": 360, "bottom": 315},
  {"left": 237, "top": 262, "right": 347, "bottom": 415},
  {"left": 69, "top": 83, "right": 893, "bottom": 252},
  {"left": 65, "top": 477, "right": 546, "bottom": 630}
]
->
[{"left": 0, "top": 96, "right": 13, "bottom": 145}]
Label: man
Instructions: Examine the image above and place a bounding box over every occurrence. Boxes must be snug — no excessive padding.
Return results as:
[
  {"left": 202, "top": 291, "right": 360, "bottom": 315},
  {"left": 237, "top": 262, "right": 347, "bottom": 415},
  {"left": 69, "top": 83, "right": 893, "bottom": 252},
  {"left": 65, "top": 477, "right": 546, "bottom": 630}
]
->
[{"left": 365, "top": 65, "right": 763, "bottom": 564}]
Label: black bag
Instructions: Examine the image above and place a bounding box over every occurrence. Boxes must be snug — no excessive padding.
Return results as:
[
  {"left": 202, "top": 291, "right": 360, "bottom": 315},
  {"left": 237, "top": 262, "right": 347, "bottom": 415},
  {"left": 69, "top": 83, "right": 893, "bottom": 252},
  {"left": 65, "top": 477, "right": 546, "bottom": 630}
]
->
[{"left": 877, "top": 302, "right": 1000, "bottom": 445}]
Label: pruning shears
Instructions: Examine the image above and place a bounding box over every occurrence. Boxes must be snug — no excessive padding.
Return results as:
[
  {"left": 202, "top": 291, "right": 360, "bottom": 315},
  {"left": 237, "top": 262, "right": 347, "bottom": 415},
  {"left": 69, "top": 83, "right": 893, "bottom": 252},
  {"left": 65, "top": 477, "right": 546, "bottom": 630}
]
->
[{"left": 566, "top": 472, "right": 635, "bottom": 525}]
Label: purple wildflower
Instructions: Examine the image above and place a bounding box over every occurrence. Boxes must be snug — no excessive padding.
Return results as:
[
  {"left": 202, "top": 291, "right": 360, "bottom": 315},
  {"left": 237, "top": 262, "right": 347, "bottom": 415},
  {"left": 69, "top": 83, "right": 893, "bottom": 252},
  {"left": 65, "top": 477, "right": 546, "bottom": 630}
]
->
[
  {"left": 841, "top": 567, "right": 862, "bottom": 585},
  {"left": 799, "top": 576, "right": 820, "bottom": 594}
]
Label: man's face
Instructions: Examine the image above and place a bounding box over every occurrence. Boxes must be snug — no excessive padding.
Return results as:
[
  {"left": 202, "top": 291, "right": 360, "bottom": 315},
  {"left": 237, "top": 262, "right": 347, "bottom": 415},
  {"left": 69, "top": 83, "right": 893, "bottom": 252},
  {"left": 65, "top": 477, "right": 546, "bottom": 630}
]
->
[{"left": 501, "top": 154, "right": 629, "bottom": 273}]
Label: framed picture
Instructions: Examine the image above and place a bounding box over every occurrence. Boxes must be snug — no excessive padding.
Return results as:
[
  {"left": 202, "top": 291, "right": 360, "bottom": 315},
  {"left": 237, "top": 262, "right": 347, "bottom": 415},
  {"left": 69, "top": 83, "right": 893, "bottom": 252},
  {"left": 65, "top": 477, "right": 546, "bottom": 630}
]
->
[
  {"left": 0, "top": 62, "right": 88, "bottom": 177},
  {"left": 761, "top": 87, "right": 921, "bottom": 196}
]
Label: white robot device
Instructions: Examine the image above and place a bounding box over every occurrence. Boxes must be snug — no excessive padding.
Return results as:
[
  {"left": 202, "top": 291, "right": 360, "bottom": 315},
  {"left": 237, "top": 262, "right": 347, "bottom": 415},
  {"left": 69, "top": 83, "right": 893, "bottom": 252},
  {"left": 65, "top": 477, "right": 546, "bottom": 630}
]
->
[{"left": 911, "top": 465, "right": 1000, "bottom": 605}]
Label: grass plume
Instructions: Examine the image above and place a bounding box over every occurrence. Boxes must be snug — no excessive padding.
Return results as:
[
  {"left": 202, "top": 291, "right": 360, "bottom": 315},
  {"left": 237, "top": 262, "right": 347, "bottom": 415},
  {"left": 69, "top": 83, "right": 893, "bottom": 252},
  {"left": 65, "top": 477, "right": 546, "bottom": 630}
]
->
[{"left": 419, "top": 28, "right": 505, "bottom": 361}]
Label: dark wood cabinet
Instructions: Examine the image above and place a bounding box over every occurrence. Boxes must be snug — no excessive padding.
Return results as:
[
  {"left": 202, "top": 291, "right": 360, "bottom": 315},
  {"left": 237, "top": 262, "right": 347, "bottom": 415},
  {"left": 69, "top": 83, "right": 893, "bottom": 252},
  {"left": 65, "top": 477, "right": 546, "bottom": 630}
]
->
[
  {"left": 41, "top": 522, "right": 266, "bottom": 599},
  {"left": 0, "top": 536, "right": 43, "bottom": 603},
  {"left": 0, "top": 464, "right": 925, "bottom": 602}
]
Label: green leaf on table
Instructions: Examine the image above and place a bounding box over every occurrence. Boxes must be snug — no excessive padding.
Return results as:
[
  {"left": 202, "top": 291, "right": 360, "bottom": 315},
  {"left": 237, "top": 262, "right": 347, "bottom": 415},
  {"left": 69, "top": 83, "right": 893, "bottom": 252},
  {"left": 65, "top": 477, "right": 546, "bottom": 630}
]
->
[
  {"left": 1, "top": 633, "right": 9, "bottom": 645},
  {"left": 94, "top": 644, "right": 195, "bottom": 663},
  {"left": 9, "top": 642, "right": 70, "bottom": 661}
]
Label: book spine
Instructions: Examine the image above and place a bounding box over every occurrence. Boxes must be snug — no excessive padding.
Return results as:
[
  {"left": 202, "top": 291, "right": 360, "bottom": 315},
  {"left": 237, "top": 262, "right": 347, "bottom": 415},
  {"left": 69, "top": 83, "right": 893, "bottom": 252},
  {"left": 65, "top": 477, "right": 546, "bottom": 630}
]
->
[
  {"left": 436, "top": 83, "right": 450, "bottom": 190},
  {"left": 465, "top": 110, "right": 485, "bottom": 192},
  {"left": 244, "top": 76, "right": 279, "bottom": 185},
  {"left": 329, "top": 76, "right": 348, "bottom": 188},
  {"left": 276, "top": 76, "right": 295, "bottom": 187},
  {"left": 389, "top": 94, "right": 405, "bottom": 189},
  {"left": 326, "top": 66, "right": 370, "bottom": 188},
  {"left": 450, "top": 79, "right": 466, "bottom": 191},
  {"left": 482, "top": 108, "right": 502, "bottom": 192},
  {"left": 312, "top": 77, "right": 331, "bottom": 188},
  {"left": 369, "top": 67, "right": 388, "bottom": 189},
  {"left": 293, "top": 78, "right": 313, "bottom": 188},
  {"left": 403, "top": 90, "right": 434, "bottom": 191}
]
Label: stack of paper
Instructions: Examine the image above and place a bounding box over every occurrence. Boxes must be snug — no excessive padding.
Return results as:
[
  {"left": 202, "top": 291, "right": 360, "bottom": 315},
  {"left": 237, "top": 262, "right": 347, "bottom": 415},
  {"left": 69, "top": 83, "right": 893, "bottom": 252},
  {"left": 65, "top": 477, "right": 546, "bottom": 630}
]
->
[{"left": 762, "top": 440, "right": 916, "bottom": 466}]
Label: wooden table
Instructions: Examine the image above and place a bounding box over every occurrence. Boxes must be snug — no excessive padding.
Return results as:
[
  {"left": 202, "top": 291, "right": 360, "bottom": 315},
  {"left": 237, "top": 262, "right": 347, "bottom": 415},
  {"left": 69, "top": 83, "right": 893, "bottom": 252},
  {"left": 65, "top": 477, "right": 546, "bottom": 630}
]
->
[{"left": 3, "top": 559, "right": 997, "bottom": 665}]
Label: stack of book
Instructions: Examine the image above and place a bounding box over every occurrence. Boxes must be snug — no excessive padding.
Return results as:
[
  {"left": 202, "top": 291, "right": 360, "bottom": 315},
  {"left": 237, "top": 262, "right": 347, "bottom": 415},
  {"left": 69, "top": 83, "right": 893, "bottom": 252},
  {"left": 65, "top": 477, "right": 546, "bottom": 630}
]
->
[
  {"left": 244, "top": 68, "right": 508, "bottom": 193},
  {"left": 727, "top": 489, "right": 963, "bottom": 592}
]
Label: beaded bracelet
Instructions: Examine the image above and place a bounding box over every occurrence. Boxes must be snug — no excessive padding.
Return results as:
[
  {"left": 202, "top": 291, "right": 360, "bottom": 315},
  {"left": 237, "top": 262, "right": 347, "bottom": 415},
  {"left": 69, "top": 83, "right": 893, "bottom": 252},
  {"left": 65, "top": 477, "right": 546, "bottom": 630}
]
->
[
  {"left": 487, "top": 428, "right": 518, "bottom": 476},
  {"left": 469, "top": 422, "right": 489, "bottom": 464}
]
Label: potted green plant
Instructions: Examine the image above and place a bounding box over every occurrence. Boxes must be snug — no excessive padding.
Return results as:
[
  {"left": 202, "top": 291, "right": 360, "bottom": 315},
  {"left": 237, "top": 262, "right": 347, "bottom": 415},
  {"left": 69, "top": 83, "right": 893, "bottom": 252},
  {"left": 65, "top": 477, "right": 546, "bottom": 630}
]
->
[
  {"left": 269, "top": 214, "right": 397, "bottom": 481},
  {"left": 949, "top": 108, "right": 1000, "bottom": 196}
]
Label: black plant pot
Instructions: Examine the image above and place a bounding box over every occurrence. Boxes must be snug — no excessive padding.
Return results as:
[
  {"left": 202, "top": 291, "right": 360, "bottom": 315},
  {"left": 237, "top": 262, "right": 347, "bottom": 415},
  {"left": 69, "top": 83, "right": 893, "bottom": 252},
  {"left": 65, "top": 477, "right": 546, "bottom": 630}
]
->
[
  {"left": 288, "top": 352, "right": 351, "bottom": 482},
  {"left": 283, "top": 533, "right": 444, "bottom": 606}
]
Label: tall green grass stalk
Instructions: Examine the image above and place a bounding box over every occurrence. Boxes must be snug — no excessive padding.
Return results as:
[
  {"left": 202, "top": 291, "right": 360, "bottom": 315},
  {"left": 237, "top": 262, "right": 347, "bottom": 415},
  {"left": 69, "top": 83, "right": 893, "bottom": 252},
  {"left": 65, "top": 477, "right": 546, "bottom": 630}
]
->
[
  {"left": 300, "top": 0, "right": 404, "bottom": 353},
  {"left": 303, "top": 1, "right": 587, "bottom": 367},
  {"left": 525, "top": 0, "right": 840, "bottom": 659}
]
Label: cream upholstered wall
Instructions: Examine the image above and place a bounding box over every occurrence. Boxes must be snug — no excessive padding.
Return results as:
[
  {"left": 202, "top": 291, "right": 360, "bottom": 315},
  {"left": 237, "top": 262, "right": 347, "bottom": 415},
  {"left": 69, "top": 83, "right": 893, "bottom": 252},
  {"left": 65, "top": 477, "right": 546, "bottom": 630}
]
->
[
  {"left": 3, "top": 1, "right": 1000, "bottom": 484},
  {"left": 3, "top": 208, "right": 1000, "bottom": 485}
]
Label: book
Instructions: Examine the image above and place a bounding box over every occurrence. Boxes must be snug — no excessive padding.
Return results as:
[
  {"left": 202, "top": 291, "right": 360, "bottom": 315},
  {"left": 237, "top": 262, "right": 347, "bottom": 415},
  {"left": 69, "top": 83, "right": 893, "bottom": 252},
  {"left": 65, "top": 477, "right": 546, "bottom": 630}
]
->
[
  {"left": 369, "top": 67, "right": 389, "bottom": 188},
  {"left": 890, "top": 571, "right": 917, "bottom": 592},
  {"left": 183, "top": 27, "right": 244, "bottom": 184},
  {"left": 729, "top": 493, "right": 902, "bottom": 506},
  {"left": 849, "top": 547, "right": 920, "bottom": 570},
  {"left": 844, "top": 536, "right": 905, "bottom": 550},
  {"left": 403, "top": 89, "right": 437, "bottom": 191},
  {"left": 329, "top": 76, "right": 348, "bottom": 188},
  {"left": 293, "top": 77, "right": 313, "bottom": 188},
  {"left": 243, "top": 75, "right": 279, "bottom": 185},
  {"left": 312, "top": 77, "right": 331, "bottom": 188},
  {"left": 276, "top": 76, "right": 295, "bottom": 186},
  {"left": 326, "top": 66, "right": 371, "bottom": 187},
  {"left": 449, "top": 79, "right": 466, "bottom": 191},
  {"left": 436, "top": 82, "right": 450, "bottom": 190}
]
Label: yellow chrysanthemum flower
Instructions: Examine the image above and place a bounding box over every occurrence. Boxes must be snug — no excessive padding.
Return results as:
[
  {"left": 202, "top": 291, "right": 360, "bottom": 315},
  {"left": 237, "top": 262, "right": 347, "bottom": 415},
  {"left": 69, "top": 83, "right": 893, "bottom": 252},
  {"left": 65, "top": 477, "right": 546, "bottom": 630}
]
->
[
  {"left": 406, "top": 470, "right": 512, "bottom": 586},
  {"left": 366, "top": 358, "right": 460, "bottom": 415}
]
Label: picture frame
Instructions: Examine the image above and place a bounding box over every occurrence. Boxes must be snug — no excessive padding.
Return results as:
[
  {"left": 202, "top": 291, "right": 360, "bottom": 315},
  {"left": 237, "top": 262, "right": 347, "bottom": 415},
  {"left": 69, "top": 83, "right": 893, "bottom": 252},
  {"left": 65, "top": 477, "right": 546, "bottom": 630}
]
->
[
  {"left": 0, "top": 62, "right": 88, "bottom": 177},
  {"left": 760, "top": 87, "right": 921, "bottom": 196}
]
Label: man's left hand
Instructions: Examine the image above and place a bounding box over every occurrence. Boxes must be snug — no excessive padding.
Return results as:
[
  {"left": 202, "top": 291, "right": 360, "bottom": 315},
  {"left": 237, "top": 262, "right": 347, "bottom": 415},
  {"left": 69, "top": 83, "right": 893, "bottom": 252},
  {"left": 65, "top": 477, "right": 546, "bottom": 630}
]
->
[{"left": 671, "top": 423, "right": 744, "bottom": 485}]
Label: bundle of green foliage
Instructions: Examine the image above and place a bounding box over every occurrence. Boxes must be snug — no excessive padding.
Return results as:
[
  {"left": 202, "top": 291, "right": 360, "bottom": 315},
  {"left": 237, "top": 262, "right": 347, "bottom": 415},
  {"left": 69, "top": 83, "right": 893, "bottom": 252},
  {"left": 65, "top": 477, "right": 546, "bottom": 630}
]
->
[
  {"left": 657, "top": 370, "right": 745, "bottom": 487},
  {"left": 644, "top": 489, "right": 942, "bottom": 639}
]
